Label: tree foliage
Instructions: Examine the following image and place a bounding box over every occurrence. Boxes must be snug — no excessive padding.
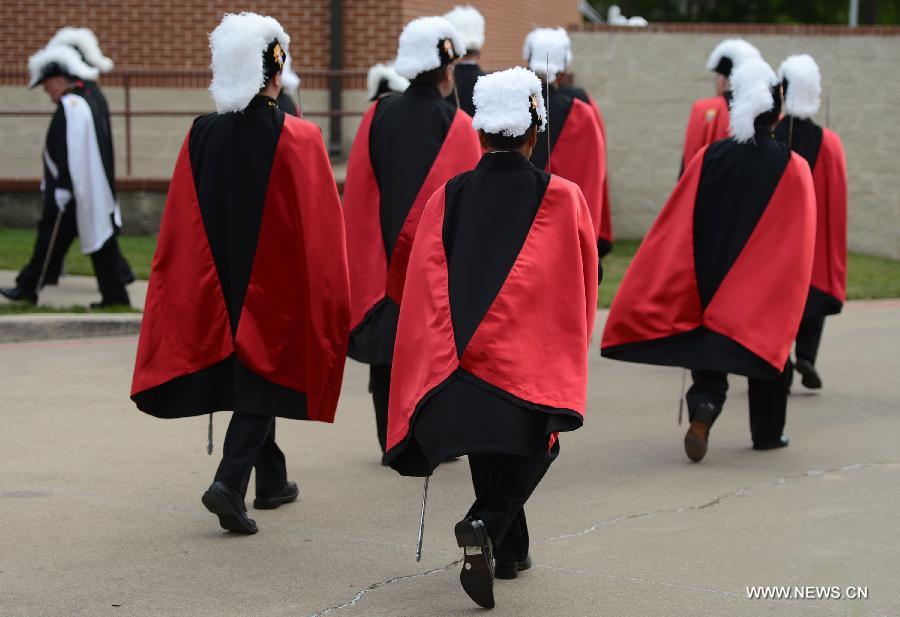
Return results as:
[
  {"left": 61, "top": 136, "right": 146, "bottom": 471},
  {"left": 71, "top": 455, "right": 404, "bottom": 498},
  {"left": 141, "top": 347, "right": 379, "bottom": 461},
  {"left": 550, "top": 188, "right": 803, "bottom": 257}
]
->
[{"left": 591, "top": 0, "right": 899, "bottom": 24}]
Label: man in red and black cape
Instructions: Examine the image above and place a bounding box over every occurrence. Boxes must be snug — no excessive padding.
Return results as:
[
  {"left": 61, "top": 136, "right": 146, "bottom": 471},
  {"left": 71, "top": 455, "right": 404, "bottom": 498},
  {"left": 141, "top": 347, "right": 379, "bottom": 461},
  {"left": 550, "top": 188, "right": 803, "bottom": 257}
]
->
[
  {"left": 775, "top": 54, "right": 848, "bottom": 390},
  {"left": 131, "top": 13, "right": 351, "bottom": 535},
  {"left": 680, "top": 38, "right": 761, "bottom": 175},
  {"left": 522, "top": 27, "right": 611, "bottom": 257},
  {"left": 343, "top": 15, "right": 482, "bottom": 457},
  {"left": 385, "top": 67, "right": 598, "bottom": 609},
  {"left": 443, "top": 5, "right": 486, "bottom": 117},
  {"left": 602, "top": 59, "right": 817, "bottom": 462}
]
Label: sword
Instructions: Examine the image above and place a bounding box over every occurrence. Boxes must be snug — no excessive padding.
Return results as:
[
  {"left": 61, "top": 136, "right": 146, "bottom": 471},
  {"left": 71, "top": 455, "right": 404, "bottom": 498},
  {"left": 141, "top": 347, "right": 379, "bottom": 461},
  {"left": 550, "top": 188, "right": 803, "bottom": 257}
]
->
[
  {"left": 415, "top": 475, "right": 430, "bottom": 561},
  {"left": 35, "top": 207, "right": 65, "bottom": 295},
  {"left": 207, "top": 413, "right": 213, "bottom": 455},
  {"left": 545, "top": 52, "right": 551, "bottom": 162},
  {"left": 677, "top": 368, "right": 687, "bottom": 425}
]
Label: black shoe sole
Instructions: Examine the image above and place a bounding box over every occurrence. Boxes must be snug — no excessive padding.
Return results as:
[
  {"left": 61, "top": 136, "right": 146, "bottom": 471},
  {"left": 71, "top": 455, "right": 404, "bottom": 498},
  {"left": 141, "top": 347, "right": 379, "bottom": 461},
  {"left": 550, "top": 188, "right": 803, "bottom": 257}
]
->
[
  {"left": 253, "top": 486, "right": 299, "bottom": 510},
  {"left": 202, "top": 490, "right": 258, "bottom": 534},
  {"left": 455, "top": 520, "right": 495, "bottom": 609}
]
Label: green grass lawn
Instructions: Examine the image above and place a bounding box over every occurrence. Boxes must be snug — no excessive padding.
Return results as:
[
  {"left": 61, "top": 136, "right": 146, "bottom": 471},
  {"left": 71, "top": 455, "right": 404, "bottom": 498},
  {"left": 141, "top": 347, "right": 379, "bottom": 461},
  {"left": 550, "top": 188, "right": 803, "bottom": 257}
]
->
[
  {"left": 0, "top": 303, "right": 140, "bottom": 315},
  {"left": 1, "top": 228, "right": 898, "bottom": 310},
  {"left": 0, "top": 227, "right": 155, "bottom": 281}
]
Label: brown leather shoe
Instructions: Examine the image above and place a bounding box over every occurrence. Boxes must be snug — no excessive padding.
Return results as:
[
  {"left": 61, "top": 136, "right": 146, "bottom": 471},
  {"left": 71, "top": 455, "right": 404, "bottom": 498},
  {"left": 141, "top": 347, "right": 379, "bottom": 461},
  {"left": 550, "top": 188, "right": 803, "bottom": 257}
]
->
[{"left": 684, "top": 420, "right": 710, "bottom": 462}]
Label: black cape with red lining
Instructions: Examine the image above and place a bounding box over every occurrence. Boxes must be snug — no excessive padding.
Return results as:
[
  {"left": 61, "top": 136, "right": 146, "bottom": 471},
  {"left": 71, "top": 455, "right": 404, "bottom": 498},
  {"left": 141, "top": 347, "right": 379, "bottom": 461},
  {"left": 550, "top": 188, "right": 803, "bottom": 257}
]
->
[
  {"left": 774, "top": 116, "right": 848, "bottom": 319},
  {"left": 558, "top": 83, "right": 614, "bottom": 255},
  {"left": 531, "top": 85, "right": 608, "bottom": 257},
  {"left": 602, "top": 130, "right": 816, "bottom": 379},
  {"left": 385, "top": 152, "right": 598, "bottom": 477},
  {"left": 343, "top": 84, "right": 482, "bottom": 366},
  {"left": 131, "top": 96, "right": 351, "bottom": 422},
  {"left": 445, "top": 62, "right": 485, "bottom": 117}
]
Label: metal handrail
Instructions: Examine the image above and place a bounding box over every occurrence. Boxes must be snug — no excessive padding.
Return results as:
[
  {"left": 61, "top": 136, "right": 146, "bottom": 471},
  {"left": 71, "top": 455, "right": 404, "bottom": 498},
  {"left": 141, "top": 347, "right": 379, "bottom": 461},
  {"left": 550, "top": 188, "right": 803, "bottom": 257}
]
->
[{"left": 0, "top": 68, "right": 368, "bottom": 174}]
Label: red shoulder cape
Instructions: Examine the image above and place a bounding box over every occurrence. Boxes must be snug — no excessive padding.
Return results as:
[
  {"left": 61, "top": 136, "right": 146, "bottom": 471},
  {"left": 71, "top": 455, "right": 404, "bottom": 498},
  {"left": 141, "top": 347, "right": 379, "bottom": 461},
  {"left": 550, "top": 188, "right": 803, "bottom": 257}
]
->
[
  {"left": 601, "top": 149, "right": 816, "bottom": 373},
  {"left": 548, "top": 97, "right": 607, "bottom": 245},
  {"left": 343, "top": 104, "right": 482, "bottom": 330},
  {"left": 682, "top": 95, "right": 730, "bottom": 169},
  {"left": 585, "top": 94, "right": 614, "bottom": 247},
  {"left": 810, "top": 128, "right": 848, "bottom": 305},
  {"left": 386, "top": 176, "right": 598, "bottom": 452},
  {"left": 131, "top": 117, "right": 351, "bottom": 423}
]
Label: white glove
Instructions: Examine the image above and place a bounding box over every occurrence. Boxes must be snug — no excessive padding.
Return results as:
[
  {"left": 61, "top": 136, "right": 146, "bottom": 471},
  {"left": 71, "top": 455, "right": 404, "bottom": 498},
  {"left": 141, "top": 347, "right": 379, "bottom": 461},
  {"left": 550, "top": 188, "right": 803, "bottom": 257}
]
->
[{"left": 54, "top": 188, "right": 72, "bottom": 211}]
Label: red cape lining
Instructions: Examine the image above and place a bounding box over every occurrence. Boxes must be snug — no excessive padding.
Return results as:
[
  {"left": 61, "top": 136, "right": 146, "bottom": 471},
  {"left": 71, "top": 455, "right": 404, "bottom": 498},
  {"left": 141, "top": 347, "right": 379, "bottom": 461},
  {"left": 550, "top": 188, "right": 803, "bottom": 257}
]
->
[
  {"left": 682, "top": 95, "right": 730, "bottom": 169},
  {"left": 601, "top": 149, "right": 817, "bottom": 371},
  {"left": 387, "top": 175, "right": 598, "bottom": 451},
  {"left": 343, "top": 103, "right": 482, "bottom": 329},
  {"left": 810, "top": 128, "right": 848, "bottom": 304},
  {"left": 547, "top": 97, "right": 607, "bottom": 245},
  {"left": 132, "top": 117, "right": 351, "bottom": 423}
]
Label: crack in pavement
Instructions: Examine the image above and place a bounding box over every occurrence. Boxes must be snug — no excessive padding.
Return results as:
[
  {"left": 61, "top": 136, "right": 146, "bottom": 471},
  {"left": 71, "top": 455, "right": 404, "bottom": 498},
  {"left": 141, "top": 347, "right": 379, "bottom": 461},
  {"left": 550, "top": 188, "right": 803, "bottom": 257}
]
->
[
  {"left": 306, "top": 559, "right": 462, "bottom": 617},
  {"left": 304, "top": 462, "right": 896, "bottom": 615},
  {"left": 538, "top": 461, "right": 896, "bottom": 543}
]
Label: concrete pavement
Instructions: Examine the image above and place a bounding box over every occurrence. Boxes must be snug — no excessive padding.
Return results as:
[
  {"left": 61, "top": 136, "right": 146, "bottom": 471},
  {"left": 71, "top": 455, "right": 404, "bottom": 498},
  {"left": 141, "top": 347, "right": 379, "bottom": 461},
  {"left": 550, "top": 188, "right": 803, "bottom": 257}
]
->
[
  {"left": 1, "top": 301, "right": 898, "bottom": 616},
  {"left": 0, "top": 269, "right": 148, "bottom": 310}
]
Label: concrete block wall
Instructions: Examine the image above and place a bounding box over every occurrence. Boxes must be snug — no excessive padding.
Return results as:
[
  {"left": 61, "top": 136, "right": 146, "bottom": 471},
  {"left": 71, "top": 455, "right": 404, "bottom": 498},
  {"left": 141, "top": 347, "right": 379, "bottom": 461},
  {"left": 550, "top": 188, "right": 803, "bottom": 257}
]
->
[{"left": 570, "top": 25, "right": 900, "bottom": 259}]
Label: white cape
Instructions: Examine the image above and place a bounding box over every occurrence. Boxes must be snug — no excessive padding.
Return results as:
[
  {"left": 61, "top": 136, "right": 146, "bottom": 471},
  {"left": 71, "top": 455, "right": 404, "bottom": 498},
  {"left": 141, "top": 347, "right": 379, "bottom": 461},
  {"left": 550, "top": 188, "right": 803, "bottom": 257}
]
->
[{"left": 61, "top": 93, "right": 122, "bottom": 255}]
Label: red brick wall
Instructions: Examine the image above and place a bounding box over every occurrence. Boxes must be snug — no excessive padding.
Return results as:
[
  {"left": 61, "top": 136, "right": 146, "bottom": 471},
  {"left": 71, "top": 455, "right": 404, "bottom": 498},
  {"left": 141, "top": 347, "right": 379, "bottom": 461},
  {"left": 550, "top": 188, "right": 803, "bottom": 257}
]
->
[
  {"left": 0, "top": 1, "right": 332, "bottom": 69},
  {"left": 0, "top": 0, "right": 579, "bottom": 72}
]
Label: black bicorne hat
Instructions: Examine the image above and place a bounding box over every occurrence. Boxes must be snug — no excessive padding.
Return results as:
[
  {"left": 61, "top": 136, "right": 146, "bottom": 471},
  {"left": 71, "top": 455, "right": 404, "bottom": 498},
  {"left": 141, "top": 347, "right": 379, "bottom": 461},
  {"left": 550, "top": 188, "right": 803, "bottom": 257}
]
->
[{"left": 263, "top": 39, "right": 287, "bottom": 84}]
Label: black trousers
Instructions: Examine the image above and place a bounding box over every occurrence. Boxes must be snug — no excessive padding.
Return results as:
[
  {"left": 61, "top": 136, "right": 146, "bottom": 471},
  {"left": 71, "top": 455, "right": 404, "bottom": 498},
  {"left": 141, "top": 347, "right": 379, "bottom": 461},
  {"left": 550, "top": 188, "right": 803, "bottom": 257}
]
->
[
  {"left": 16, "top": 203, "right": 77, "bottom": 292},
  {"left": 214, "top": 414, "right": 287, "bottom": 499},
  {"left": 16, "top": 204, "right": 133, "bottom": 298},
  {"left": 370, "top": 364, "right": 392, "bottom": 453},
  {"left": 91, "top": 236, "right": 131, "bottom": 305},
  {"left": 686, "top": 362, "right": 792, "bottom": 447},
  {"left": 466, "top": 445, "right": 557, "bottom": 562},
  {"left": 795, "top": 314, "right": 826, "bottom": 365}
]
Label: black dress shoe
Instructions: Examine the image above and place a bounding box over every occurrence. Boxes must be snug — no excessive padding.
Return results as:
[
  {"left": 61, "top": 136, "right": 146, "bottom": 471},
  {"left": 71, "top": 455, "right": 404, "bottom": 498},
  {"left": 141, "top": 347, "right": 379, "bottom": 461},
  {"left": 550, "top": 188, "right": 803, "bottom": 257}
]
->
[
  {"left": 0, "top": 286, "right": 37, "bottom": 304},
  {"left": 494, "top": 554, "right": 533, "bottom": 580},
  {"left": 201, "top": 481, "right": 258, "bottom": 534},
  {"left": 253, "top": 481, "right": 299, "bottom": 510},
  {"left": 753, "top": 435, "right": 790, "bottom": 451},
  {"left": 89, "top": 301, "right": 131, "bottom": 310},
  {"left": 795, "top": 358, "right": 822, "bottom": 389},
  {"left": 454, "top": 518, "right": 495, "bottom": 609}
]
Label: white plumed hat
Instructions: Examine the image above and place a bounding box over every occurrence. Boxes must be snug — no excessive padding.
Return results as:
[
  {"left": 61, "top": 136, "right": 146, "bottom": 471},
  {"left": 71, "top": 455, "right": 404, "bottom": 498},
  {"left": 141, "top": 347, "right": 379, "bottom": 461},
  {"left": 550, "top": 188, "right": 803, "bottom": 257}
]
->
[
  {"left": 472, "top": 67, "right": 547, "bottom": 137},
  {"left": 394, "top": 16, "right": 466, "bottom": 80},
  {"left": 522, "top": 27, "right": 572, "bottom": 83},
  {"left": 209, "top": 12, "right": 290, "bottom": 114},
  {"left": 443, "top": 5, "right": 485, "bottom": 52},
  {"left": 706, "top": 38, "right": 762, "bottom": 77},
  {"left": 281, "top": 52, "right": 301, "bottom": 93},
  {"left": 728, "top": 58, "right": 779, "bottom": 143},
  {"left": 48, "top": 27, "right": 114, "bottom": 73},
  {"left": 28, "top": 44, "right": 100, "bottom": 88},
  {"left": 367, "top": 63, "right": 409, "bottom": 100},
  {"left": 778, "top": 54, "right": 821, "bottom": 119}
]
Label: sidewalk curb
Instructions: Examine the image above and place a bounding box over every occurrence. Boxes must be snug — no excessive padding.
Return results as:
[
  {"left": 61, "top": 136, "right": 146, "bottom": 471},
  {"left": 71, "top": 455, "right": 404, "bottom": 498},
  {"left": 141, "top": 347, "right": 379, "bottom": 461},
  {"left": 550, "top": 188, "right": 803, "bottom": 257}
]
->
[{"left": 0, "top": 313, "right": 142, "bottom": 343}]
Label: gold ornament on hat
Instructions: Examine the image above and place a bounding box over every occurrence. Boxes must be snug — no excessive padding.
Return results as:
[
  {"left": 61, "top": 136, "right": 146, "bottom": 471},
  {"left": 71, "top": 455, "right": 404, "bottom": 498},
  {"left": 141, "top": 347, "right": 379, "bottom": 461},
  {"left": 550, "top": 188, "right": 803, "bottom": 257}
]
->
[{"left": 273, "top": 42, "right": 285, "bottom": 68}]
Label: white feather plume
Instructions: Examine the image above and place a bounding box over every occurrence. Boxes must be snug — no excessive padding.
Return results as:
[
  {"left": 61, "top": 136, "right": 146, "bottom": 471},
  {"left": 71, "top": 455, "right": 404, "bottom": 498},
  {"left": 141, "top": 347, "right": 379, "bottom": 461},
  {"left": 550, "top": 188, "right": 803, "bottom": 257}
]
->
[
  {"left": 522, "top": 27, "right": 572, "bottom": 83},
  {"left": 282, "top": 53, "right": 301, "bottom": 92},
  {"left": 728, "top": 58, "right": 779, "bottom": 143},
  {"left": 394, "top": 16, "right": 466, "bottom": 80},
  {"left": 209, "top": 12, "right": 290, "bottom": 114},
  {"left": 778, "top": 54, "right": 821, "bottom": 119},
  {"left": 443, "top": 5, "right": 485, "bottom": 52},
  {"left": 366, "top": 63, "right": 409, "bottom": 100},
  {"left": 472, "top": 67, "right": 547, "bottom": 137},
  {"left": 28, "top": 44, "right": 100, "bottom": 88},
  {"left": 706, "top": 38, "right": 761, "bottom": 74},
  {"left": 48, "top": 27, "right": 114, "bottom": 73}
]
